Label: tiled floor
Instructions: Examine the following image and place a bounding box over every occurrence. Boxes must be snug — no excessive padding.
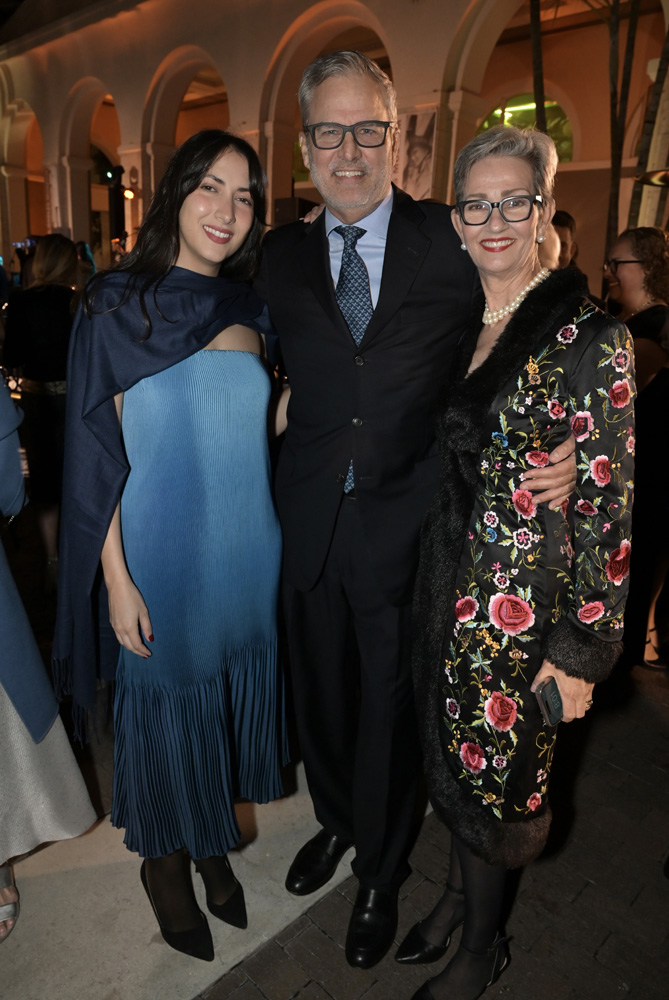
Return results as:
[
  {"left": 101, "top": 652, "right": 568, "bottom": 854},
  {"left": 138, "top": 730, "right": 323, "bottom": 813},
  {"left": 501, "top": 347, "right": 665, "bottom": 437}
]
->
[
  {"left": 195, "top": 661, "right": 669, "bottom": 1000},
  {"left": 3, "top": 504, "right": 669, "bottom": 1000}
]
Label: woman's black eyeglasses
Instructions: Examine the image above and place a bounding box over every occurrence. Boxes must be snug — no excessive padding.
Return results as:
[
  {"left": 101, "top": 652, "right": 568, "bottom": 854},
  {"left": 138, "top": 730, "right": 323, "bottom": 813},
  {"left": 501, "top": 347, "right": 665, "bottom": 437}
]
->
[
  {"left": 302, "top": 121, "right": 396, "bottom": 149},
  {"left": 456, "top": 195, "right": 543, "bottom": 226},
  {"left": 603, "top": 258, "right": 642, "bottom": 275}
]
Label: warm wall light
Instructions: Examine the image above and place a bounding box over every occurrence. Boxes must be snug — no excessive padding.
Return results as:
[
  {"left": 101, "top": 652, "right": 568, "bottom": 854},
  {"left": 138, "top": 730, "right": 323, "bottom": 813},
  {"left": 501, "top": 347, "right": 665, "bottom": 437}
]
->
[{"left": 124, "top": 188, "right": 135, "bottom": 199}]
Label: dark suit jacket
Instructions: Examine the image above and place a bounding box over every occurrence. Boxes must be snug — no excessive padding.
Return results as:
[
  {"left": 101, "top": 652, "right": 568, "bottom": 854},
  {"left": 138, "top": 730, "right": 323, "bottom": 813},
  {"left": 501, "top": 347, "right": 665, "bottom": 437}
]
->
[{"left": 257, "top": 186, "right": 481, "bottom": 605}]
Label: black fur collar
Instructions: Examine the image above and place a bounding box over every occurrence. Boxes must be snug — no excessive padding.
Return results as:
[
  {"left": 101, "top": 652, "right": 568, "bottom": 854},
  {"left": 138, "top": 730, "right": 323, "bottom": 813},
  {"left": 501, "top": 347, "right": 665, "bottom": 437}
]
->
[{"left": 440, "top": 266, "right": 589, "bottom": 458}]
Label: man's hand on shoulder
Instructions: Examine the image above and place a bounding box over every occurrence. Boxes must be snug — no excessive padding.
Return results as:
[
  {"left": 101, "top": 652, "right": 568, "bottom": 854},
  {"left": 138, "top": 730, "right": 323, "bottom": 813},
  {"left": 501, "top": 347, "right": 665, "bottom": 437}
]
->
[{"left": 302, "top": 203, "right": 325, "bottom": 225}]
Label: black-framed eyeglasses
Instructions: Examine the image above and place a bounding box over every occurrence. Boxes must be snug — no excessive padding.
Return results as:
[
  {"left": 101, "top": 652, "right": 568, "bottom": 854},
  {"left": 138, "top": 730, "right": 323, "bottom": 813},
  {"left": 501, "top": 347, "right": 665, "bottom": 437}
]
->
[
  {"left": 457, "top": 195, "right": 543, "bottom": 226},
  {"left": 603, "top": 258, "right": 642, "bottom": 275},
  {"left": 302, "top": 120, "right": 396, "bottom": 149}
]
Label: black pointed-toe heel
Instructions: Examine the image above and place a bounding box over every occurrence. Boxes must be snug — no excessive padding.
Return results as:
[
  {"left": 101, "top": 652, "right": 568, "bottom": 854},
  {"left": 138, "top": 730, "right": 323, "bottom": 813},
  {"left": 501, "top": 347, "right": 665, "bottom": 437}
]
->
[
  {"left": 206, "top": 878, "right": 247, "bottom": 928},
  {"left": 195, "top": 855, "right": 248, "bottom": 929},
  {"left": 140, "top": 861, "right": 214, "bottom": 961},
  {"left": 396, "top": 882, "right": 465, "bottom": 964},
  {"left": 395, "top": 919, "right": 456, "bottom": 964},
  {"left": 410, "top": 934, "right": 510, "bottom": 1000}
]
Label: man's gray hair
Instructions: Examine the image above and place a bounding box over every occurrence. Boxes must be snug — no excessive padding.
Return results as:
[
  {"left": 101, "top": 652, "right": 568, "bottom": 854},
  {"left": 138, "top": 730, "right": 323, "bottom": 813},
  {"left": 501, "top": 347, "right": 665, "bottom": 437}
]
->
[
  {"left": 453, "top": 125, "right": 558, "bottom": 203},
  {"left": 298, "top": 50, "right": 397, "bottom": 125}
]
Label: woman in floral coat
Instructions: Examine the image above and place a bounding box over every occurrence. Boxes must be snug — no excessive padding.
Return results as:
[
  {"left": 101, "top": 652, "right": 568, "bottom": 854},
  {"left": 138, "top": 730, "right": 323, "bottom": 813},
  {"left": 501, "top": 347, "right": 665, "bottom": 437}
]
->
[{"left": 402, "top": 127, "right": 634, "bottom": 1000}]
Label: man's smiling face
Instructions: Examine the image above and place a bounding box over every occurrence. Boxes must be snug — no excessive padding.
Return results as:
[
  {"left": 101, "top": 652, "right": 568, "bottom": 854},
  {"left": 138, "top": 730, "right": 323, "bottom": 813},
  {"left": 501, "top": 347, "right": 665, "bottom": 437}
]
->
[{"left": 299, "top": 73, "right": 396, "bottom": 225}]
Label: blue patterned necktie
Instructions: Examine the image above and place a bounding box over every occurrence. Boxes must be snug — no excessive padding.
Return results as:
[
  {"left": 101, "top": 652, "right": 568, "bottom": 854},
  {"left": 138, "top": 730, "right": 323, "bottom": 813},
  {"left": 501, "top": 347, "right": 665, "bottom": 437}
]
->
[
  {"left": 334, "top": 225, "right": 373, "bottom": 492},
  {"left": 334, "top": 226, "right": 373, "bottom": 345}
]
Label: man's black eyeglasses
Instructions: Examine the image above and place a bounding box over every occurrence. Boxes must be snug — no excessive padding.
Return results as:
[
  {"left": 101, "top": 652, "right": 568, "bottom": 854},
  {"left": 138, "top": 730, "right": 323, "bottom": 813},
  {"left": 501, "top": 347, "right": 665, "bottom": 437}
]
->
[
  {"left": 456, "top": 195, "right": 543, "bottom": 226},
  {"left": 603, "top": 258, "right": 642, "bottom": 275},
  {"left": 302, "top": 121, "right": 396, "bottom": 149}
]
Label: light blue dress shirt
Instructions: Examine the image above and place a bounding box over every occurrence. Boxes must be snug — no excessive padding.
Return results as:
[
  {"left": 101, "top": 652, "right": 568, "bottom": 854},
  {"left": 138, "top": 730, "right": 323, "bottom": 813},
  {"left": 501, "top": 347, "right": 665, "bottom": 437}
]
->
[{"left": 325, "top": 189, "right": 393, "bottom": 308}]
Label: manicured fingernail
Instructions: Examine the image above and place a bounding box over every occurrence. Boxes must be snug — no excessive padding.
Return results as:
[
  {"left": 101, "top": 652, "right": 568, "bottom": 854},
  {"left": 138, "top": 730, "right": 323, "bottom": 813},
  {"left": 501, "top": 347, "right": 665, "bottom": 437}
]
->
[{"left": 148, "top": 634, "right": 154, "bottom": 642}]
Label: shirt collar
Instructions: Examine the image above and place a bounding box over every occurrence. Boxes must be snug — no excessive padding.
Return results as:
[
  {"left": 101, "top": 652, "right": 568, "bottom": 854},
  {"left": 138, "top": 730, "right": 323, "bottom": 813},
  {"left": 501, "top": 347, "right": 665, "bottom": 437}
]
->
[{"left": 325, "top": 188, "right": 393, "bottom": 240}]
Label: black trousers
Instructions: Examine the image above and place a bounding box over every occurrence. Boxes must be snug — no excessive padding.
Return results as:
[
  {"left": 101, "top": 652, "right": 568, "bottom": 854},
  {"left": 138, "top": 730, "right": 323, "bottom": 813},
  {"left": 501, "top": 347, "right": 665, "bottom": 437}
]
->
[{"left": 283, "top": 496, "right": 421, "bottom": 890}]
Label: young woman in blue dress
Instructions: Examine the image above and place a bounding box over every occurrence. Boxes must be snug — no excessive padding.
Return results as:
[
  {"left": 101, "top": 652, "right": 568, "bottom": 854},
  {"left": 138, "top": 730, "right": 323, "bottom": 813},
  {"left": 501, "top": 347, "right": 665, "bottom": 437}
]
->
[{"left": 56, "top": 130, "right": 289, "bottom": 962}]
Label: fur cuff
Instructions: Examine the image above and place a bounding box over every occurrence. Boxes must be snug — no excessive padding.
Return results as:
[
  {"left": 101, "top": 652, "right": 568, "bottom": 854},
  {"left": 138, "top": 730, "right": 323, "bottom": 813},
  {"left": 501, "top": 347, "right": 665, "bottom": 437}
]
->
[{"left": 543, "top": 616, "right": 622, "bottom": 684}]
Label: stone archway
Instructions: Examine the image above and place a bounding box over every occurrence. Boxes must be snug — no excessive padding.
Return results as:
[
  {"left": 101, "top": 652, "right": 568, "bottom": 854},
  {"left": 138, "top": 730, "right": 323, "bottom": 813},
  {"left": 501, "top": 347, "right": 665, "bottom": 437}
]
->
[
  {"left": 438, "top": 0, "right": 524, "bottom": 201},
  {"left": 56, "top": 76, "right": 109, "bottom": 241},
  {"left": 0, "top": 97, "right": 45, "bottom": 264},
  {"left": 259, "top": 0, "right": 390, "bottom": 221},
  {"left": 142, "top": 44, "right": 227, "bottom": 203}
]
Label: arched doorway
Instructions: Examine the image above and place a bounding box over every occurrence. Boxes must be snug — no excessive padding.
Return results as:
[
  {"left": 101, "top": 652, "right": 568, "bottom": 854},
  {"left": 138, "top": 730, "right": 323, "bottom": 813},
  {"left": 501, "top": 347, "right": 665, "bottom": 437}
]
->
[
  {"left": 142, "top": 45, "right": 229, "bottom": 204},
  {"left": 259, "top": 3, "right": 390, "bottom": 223},
  {"left": 0, "top": 99, "right": 46, "bottom": 276}
]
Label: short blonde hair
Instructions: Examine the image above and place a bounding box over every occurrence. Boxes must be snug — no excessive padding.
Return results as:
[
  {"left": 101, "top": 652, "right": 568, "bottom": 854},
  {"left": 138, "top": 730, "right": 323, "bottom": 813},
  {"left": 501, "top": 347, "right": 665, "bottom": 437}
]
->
[{"left": 454, "top": 125, "right": 558, "bottom": 204}]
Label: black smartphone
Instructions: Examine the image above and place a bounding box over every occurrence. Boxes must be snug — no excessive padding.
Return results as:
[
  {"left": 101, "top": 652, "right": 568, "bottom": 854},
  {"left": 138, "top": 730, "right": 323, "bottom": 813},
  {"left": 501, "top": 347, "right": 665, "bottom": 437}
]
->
[{"left": 535, "top": 676, "right": 563, "bottom": 726}]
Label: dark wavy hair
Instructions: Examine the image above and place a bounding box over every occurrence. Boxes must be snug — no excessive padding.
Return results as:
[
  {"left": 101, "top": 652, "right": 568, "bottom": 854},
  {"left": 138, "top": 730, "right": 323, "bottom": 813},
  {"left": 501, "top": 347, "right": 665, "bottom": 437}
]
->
[
  {"left": 617, "top": 226, "right": 669, "bottom": 303},
  {"left": 85, "top": 129, "right": 267, "bottom": 335}
]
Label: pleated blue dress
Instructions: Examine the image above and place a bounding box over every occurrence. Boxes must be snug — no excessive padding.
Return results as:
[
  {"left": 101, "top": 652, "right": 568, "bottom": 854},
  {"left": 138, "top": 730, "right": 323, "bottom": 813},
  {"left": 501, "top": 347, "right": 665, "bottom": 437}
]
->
[{"left": 110, "top": 349, "right": 286, "bottom": 859}]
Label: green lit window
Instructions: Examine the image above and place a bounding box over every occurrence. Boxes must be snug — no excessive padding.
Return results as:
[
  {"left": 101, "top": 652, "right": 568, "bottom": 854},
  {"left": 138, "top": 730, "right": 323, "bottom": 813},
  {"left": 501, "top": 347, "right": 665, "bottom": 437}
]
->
[{"left": 477, "top": 94, "right": 572, "bottom": 162}]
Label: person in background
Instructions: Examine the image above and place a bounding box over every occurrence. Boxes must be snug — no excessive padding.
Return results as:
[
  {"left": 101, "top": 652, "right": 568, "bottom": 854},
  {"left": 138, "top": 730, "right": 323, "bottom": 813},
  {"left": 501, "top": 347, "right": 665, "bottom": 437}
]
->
[
  {"left": 3, "top": 234, "right": 79, "bottom": 592},
  {"left": 406, "top": 126, "right": 634, "bottom": 1000},
  {"left": 0, "top": 379, "right": 96, "bottom": 943},
  {"left": 552, "top": 209, "right": 577, "bottom": 268},
  {"left": 75, "top": 240, "right": 97, "bottom": 284},
  {"left": 604, "top": 226, "right": 669, "bottom": 669}
]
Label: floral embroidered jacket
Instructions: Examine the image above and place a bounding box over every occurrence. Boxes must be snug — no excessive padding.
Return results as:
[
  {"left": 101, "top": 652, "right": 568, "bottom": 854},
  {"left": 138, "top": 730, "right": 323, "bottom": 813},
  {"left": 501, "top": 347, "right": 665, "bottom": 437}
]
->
[{"left": 412, "top": 267, "right": 635, "bottom": 868}]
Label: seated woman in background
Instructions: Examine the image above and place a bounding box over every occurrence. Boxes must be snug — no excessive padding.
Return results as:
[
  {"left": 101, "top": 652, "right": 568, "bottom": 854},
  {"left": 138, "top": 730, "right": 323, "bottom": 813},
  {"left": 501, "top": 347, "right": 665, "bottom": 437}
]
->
[
  {"left": 402, "top": 126, "right": 634, "bottom": 1000},
  {"left": 604, "top": 226, "right": 669, "bottom": 669},
  {"left": 3, "top": 234, "right": 80, "bottom": 591}
]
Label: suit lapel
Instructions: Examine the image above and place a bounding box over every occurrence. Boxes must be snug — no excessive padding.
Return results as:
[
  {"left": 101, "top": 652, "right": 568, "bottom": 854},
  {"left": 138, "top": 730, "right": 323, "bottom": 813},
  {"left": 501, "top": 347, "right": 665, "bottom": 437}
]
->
[
  {"left": 296, "top": 213, "right": 350, "bottom": 338},
  {"left": 362, "top": 189, "right": 430, "bottom": 346}
]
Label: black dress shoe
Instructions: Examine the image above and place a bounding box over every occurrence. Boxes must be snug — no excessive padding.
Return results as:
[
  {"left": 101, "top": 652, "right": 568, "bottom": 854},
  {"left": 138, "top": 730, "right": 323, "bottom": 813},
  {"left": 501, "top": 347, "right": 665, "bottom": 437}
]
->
[
  {"left": 345, "top": 885, "right": 398, "bottom": 969},
  {"left": 395, "top": 919, "right": 454, "bottom": 964},
  {"left": 285, "top": 829, "right": 353, "bottom": 896}
]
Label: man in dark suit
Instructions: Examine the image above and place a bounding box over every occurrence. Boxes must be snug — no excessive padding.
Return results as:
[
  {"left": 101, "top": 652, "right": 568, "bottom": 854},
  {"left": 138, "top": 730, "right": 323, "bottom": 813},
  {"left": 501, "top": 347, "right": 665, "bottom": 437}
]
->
[{"left": 257, "top": 50, "right": 573, "bottom": 970}]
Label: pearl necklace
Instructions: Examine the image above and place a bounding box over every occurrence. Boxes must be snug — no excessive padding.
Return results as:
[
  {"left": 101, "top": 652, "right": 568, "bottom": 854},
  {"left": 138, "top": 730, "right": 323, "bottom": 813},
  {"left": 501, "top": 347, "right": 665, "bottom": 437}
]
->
[{"left": 482, "top": 268, "right": 550, "bottom": 325}]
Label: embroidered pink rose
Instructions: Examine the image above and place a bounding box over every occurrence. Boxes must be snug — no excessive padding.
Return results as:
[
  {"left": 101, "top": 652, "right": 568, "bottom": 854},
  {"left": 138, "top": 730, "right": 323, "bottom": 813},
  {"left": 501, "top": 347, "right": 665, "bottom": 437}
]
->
[
  {"left": 576, "top": 499, "right": 597, "bottom": 516},
  {"left": 484, "top": 691, "right": 518, "bottom": 732},
  {"left": 612, "top": 349, "right": 630, "bottom": 372},
  {"left": 527, "top": 793, "right": 542, "bottom": 811},
  {"left": 445, "top": 699, "right": 460, "bottom": 720},
  {"left": 511, "top": 489, "right": 537, "bottom": 520},
  {"left": 557, "top": 324, "right": 578, "bottom": 343},
  {"left": 526, "top": 450, "right": 550, "bottom": 468},
  {"left": 590, "top": 455, "right": 611, "bottom": 486},
  {"left": 570, "top": 411, "right": 594, "bottom": 442},
  {"left": 455, "top": 596, "right": 479, "bottom": 622},
  {"left": 460, "top": 742, "right": 487, "bottom": 775},
  {"left": 548, "top": 399, "right": 566, "bottom": 419},
  {"left": 605, "top": 539, "right": 631, "bottom": 585},
  {"left": 577, "top": 601, "right": 605, "bottom": 623},
  {"left": 608, "top": 379, "right": 631, "bottom": 409},
  {"left": 488, "top": 593, "right": 535, "bottom": 636}
]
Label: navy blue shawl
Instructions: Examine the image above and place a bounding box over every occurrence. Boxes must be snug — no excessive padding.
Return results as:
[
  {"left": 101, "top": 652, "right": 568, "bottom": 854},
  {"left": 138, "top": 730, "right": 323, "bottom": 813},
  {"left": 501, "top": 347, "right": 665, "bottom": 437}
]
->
[{"left": 53, "top": 266, "right": 271, "bottom": 739}]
